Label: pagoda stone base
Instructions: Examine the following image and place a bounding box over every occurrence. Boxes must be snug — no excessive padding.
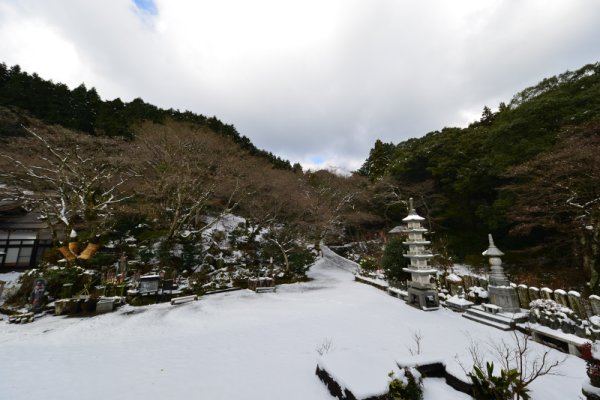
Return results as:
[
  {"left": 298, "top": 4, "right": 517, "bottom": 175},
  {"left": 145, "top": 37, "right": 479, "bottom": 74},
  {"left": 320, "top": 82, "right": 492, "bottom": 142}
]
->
[
  {"left": 406, "top": 287, "right": 439, "bottom": 311},
  {"left": 488, "top": 285, "right": 520, "bottom": 313}
]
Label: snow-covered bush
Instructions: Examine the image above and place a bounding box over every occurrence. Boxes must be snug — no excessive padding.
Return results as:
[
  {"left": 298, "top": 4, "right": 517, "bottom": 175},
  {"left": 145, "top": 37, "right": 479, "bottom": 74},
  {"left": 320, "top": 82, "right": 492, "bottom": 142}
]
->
[
  {"left": 387, "top": 367, "right": 423, "bottom": 400},
  {"left": 467, "top": 286, "right": 488, "bottom": 303},
  {"left": 529, "top": 299, "right": 578, "bottom": 329},
  {"left": 358, "top": 256, "right": 379, "bottom": 277},
  {"left": 5, "top": 265, "right": 90, "bottom": 307}
]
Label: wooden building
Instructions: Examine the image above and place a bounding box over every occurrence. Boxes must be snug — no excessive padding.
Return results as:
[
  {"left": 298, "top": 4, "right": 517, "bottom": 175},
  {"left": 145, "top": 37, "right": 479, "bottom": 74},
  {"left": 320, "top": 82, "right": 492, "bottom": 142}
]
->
[{"left": 0, "top": 201, "right": 52, "bottom": 270}]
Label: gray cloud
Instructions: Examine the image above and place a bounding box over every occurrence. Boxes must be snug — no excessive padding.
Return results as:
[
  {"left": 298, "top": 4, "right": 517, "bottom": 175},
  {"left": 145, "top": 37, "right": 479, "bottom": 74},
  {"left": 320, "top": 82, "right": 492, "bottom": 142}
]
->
[{"left": 1, "top": 0, "right": 599, "bottom": 172}]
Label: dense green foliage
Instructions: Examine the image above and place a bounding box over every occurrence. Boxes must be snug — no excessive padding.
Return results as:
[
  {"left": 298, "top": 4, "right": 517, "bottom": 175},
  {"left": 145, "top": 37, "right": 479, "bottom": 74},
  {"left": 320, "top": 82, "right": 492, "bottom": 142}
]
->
[
  {"left": 359, "top": 62, "right": 600, "bottom": 278},
  {"left": 0, "top": 62, "right": 292, "bottom": 170},
  {"left": 381, "top": 236, "right": 409, "bottom": 285},
  {"left": 469, "top": 362, "right": 530, "bottom": 400}
]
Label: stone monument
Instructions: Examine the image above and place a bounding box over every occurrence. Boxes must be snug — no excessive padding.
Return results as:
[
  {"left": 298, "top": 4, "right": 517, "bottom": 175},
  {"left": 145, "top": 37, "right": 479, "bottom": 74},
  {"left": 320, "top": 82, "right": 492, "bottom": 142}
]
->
[
  {"left": 484, "top": 234, "right": 520, "bottom": 313},
  {"left": 401, "top": 198, "right": 439, "bottom": 310}
]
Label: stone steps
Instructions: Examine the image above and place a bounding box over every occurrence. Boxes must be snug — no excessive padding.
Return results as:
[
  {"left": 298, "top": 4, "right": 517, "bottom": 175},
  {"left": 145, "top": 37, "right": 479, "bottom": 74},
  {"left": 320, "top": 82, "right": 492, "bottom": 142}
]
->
[{"left": 463, "top": 307, "right": 514, "bottom": 331}]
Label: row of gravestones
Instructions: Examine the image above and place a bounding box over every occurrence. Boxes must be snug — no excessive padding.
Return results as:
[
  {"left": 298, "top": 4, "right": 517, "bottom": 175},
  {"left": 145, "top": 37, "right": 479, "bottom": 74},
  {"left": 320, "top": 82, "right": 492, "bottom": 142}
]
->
[
  {"left": 445, "top": 274, "right": 489, "bottom": 297},
  {"left": 445, "top": 274, "right": 600, "bottom": 340},
  {"left": 444, "top": 274, "right": 600, "bottom": 321},
  {"left": 515, "top": 284, "right": 600, "bottom": 320}
]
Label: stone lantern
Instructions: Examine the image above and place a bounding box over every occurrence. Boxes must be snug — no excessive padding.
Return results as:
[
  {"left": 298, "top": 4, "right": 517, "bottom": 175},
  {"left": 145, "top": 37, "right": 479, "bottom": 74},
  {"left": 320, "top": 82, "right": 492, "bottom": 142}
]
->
[{"left": 401, "top": 198, "right": 439, "bottom": 310}]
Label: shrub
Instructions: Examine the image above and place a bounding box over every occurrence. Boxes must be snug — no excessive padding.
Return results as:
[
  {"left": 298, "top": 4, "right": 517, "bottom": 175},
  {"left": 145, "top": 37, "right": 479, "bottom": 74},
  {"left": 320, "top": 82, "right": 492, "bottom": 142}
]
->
[
  {"left": 381, "top": 237, "right": 409, "bottom": 285},
  {"left": 469, "top": 362, "right": 529, "bottom": 400},
  {"left": 387, "top": 367, "right": 423, "bottom": 400},
  {"left": 580, "top": 342, "right": 600, "bottom": 387},
  {"left": 358, "top": 256, "right": 379, "bottom": 276}
]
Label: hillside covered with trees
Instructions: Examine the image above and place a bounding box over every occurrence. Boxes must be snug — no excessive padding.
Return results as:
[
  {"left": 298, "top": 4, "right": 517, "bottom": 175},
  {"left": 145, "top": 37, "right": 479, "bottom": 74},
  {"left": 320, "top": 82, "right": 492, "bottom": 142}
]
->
[
  {"left": 0, "top": 62, "right": 293, "bottom": 170},
  {"left": 0, "top": 64, "right": 382, "bottom": 296},
  {"left": 359, "top": 62, "right": 600, "bottom": 289},
  {"left": 2, "top": 61, "right": 600, "bottom": 291}
]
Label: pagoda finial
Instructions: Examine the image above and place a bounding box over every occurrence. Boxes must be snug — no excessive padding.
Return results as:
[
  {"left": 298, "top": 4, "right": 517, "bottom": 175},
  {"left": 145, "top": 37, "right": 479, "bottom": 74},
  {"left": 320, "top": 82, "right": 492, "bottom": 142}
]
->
[
  {"left": 482, "top": 233, "right": 504, "bottom": 257},
  {"left": 409, "top": 197, "right": 414, "bottom": 212}
]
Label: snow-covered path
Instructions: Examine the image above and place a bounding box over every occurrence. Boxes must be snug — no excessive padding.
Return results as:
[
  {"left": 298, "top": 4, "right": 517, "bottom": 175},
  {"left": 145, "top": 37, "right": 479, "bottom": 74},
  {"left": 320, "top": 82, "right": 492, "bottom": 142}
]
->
[{"left": 0, "top": 253, "right": 587, "bottom": 399}]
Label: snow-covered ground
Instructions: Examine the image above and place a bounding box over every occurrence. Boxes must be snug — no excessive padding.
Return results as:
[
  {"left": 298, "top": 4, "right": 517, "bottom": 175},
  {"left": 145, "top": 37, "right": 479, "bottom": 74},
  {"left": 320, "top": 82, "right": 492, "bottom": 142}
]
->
[{"left": 0, "top": 253, "right": 587, "bottom": 399}]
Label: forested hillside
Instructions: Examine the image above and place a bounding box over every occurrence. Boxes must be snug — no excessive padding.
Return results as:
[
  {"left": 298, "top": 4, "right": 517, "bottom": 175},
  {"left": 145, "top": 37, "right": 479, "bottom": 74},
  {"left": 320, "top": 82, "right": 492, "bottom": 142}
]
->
[
  {"left": 359, "top": 62, "right": 600, "bottom": 289},
  {"left": 0, "top": 64, "right": 383, "bottom": 287},
  {"left": 2, "top": 60, "right": 599, "bottom": 290},
  {"left": 0, "top": 63, "right": 293, "bottom": 170}
]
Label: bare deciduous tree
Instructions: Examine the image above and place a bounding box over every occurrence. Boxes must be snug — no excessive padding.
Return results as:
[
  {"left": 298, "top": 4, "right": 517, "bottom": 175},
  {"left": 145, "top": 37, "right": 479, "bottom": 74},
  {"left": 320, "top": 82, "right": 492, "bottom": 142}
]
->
[
  {"left": 0, "top": 126, "right": 134, "bottom": 262},
  {"left": 459, "top": 330, "right": 565, "bottom": 399},
  {"left": 506, "top": 126, "right": 600, "bottom": 289}
]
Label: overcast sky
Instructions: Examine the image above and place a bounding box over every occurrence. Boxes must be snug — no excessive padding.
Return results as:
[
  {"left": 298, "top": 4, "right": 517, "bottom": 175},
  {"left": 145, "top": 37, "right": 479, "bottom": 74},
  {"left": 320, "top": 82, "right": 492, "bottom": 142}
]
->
[{"left": 1, "top": 1, "right": 599, "bottom": 173}]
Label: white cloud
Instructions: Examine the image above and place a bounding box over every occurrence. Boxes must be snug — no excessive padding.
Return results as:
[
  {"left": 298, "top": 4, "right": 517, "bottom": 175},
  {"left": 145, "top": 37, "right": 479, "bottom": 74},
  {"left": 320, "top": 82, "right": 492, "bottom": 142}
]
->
[{"left": 1, "top": 0, "right": 599, "bottom": 169}]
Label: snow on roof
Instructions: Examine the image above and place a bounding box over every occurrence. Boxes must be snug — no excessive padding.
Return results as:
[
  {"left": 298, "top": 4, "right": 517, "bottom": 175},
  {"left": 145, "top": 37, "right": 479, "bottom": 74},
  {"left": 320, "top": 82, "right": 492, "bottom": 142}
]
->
[
  {"left": 402, "top": 213, "right": 425, "bottom": 222},
  {"left": 481, "top": 234, "right": 504, "bottom": 257},
  {"left": 389, "top": 225, "right": 404, "bottom": 234}
]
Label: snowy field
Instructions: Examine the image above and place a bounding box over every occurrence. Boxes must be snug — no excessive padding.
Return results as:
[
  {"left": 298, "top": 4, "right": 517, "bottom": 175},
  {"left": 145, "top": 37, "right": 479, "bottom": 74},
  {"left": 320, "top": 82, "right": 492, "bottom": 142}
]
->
[{"left": 0, "top": 251, "right": 587, "bottom": 400}]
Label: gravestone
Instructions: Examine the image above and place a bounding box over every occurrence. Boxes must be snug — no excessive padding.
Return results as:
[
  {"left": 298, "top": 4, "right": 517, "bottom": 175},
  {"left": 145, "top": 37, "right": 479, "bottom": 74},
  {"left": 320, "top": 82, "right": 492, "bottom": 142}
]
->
[
  {"left": 462, "top": 275, "right": 474, "bottom": 290},
  {"left": 517, "top": 284, "right": 530, "bottom": 309},
  {"left": 139, "top": 275, "right": 160, "bottom": 295},
  {"left": 96, "top": 298, "right": 115, "bottom": 314},
  {"left": 115, "top": 284, "right": 126, "bottom": 297},
  {"left": 540, "top": 287, "right": 553, "bottom": 300},
  {"left": 568, "top": 291, "right": 586, "bottom": 319},
  {"left": 54, "top": 299, "right": 70, "bottom": 315},
  {"left": 60, "top": 283, "right": 73, "bottom": 299},
  {"left": 93, "top": 285, "right": 106, "bottom": 298},
  {"left": 590, "top": 295, "right": 600, "bottom": 316},
  {"left": 554, "top": 289, "right": 570, "bottom": 308},
  {"left": 528, "top": 287, "right": 540, "bottom": 302}
]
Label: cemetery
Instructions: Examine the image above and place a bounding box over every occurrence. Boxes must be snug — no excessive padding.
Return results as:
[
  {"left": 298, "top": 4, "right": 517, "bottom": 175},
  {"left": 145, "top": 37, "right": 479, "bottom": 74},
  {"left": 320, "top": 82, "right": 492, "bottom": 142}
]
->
[{"left": 347, "top": 199, "right": 600, "bottom": 399}]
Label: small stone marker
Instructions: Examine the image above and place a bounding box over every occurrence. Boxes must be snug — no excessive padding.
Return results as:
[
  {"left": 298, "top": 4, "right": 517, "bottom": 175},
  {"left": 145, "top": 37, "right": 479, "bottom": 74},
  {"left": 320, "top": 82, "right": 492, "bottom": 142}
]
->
[
  {"left": 60, "top": 283, "right": 73, "bottom": 299},
  {"left": 54, "top": 299, "right": 70, "bottom": 315},
  {"left": 540, "top": 287, "right": 553, "bottom": 300},
  {"left": 96, "top": 298, "right": 115, "bottom": 314},
  {"left": 517, "top": 284, "right": 530, "bottom": 309},
  {"left": 568, "top": 291, "right": 586, "bottom": 319},
  {"left": 589, "top": 295, "right": 600, "bottom": 316},
  {"left": 528, "top": 287, "right": 540, "bottom": 302},
  {"left": 170, "top": 295, "right": 198, "bottom": 305},
  {"left": 554, "top": 289, "right": 570, "bottom": 308}
]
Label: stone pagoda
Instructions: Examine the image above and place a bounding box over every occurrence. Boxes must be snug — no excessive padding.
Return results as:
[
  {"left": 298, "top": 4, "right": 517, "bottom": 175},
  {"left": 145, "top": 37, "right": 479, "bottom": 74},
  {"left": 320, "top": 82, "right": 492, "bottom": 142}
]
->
[
  {"left": 484, "top": 234, "right": 520, "bottom": 313},
  {"left": 401, "top": 198, "right": 439, "bottom": 310}
]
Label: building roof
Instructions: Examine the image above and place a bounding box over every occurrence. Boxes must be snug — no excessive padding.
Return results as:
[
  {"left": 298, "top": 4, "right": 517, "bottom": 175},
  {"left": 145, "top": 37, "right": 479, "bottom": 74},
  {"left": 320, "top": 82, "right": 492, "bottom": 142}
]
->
[
  {"left": 389, "top": 225, "right": 404, "bottom": 234},
  {"left": 0, "top": 209, "right": 51, "bottom": 238}
]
